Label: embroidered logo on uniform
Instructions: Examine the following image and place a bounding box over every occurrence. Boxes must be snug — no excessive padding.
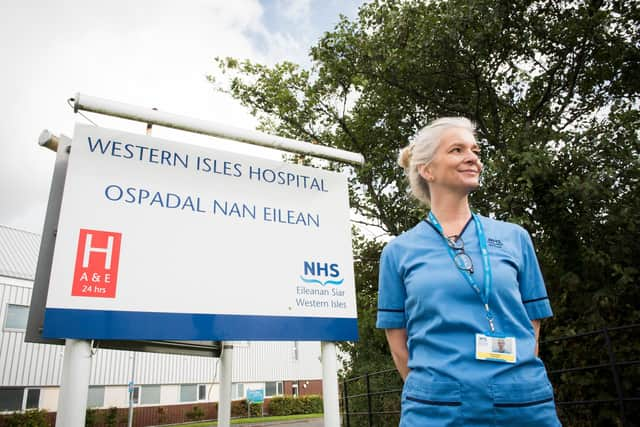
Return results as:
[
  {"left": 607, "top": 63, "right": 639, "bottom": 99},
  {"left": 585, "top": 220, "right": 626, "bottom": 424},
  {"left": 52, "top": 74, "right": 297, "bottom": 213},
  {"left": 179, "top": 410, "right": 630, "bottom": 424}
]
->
[{"left": 487, "top": 238, "right": 503, "bottom": 248}]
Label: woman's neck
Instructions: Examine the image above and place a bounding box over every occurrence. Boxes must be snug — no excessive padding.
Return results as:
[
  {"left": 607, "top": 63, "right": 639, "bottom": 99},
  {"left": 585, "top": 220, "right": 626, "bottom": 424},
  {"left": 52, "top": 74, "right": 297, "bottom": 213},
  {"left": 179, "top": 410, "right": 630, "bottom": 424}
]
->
[{"left": 429, "top": 192, "right": 472, "bottom": 236}]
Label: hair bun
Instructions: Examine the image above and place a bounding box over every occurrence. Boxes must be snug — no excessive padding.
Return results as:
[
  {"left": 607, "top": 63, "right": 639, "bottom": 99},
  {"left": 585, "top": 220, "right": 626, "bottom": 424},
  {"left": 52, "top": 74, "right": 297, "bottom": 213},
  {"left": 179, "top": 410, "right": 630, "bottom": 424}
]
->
[{"left": 398, "top": 144, "right": 412, "bottom": 169}]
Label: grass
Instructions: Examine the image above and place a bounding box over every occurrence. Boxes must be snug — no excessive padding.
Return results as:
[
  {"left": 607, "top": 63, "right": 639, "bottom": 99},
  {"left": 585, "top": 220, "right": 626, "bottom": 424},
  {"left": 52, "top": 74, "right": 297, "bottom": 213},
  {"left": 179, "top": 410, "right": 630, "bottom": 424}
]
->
[{"left": 179, "top": 413, "right": 323, "bottom": 426}]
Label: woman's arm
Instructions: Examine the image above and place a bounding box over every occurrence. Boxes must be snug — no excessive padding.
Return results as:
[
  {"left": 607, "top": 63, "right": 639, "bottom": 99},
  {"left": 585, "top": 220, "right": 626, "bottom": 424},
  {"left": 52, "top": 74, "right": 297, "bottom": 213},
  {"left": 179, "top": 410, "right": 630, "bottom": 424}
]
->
[
  {"left": 385, "top": 328, "right": 410, "bottom": 381},
  {"left": 532, "top": 319, "right": 541, "bottom": 357}
]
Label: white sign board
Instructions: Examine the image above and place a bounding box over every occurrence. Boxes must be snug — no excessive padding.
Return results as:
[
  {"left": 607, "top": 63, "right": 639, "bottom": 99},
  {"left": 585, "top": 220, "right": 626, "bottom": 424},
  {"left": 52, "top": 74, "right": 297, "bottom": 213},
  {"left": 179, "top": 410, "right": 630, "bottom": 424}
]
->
[{"left": 43, "top": 124, "right": 358, "bottom": 341}]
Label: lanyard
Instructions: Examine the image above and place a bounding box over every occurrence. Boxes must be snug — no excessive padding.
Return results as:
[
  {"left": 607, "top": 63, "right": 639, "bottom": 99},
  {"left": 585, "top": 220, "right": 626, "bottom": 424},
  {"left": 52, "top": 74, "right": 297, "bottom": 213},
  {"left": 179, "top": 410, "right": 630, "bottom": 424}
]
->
[{"left": 427, "top": 211, "right": 496, "bottom": 332}]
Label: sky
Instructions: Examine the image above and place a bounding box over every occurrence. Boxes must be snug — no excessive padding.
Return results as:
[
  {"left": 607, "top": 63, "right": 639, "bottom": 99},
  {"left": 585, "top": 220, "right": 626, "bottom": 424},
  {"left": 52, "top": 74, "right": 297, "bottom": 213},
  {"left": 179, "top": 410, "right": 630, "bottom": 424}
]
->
[{"left": 0, "top": 0, "right": 364, "bottom": 233}]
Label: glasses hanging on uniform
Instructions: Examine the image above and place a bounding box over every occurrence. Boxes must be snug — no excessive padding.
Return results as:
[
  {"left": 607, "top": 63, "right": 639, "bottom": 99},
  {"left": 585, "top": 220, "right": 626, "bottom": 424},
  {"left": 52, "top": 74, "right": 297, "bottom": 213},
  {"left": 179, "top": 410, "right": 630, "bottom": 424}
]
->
[{"left": 446, "top": 235, "right": 474, "bottom": 274}]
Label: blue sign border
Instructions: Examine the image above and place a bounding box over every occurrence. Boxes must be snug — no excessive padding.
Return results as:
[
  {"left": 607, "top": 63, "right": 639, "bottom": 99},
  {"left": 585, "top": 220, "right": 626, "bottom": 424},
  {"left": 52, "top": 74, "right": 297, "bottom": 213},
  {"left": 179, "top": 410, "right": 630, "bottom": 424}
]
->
[{"left": 43, "top": 308, "right": 358, "bottom": 341}]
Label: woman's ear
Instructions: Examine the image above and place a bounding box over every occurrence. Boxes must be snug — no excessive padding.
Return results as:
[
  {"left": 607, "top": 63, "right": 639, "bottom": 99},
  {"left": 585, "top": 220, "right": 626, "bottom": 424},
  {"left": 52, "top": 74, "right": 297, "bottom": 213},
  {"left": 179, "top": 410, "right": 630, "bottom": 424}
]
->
[{"left": 418, "top": 164, "right": 434, "bottom": 182}]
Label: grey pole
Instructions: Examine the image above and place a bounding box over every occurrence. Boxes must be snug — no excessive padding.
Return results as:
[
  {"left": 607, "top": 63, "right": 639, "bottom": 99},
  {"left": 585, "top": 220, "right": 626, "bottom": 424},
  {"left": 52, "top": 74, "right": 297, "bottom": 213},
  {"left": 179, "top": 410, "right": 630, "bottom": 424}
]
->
[
  {"left": 57, "top": 339, "right": 92, "bottom": 426},
  {"left": 218, "top": 343, "right": 233, "bottom": 427},
  {"left": 127, "top": 352, "right": 136, "bottom": 427},
  {"left": 72, "top": 93, "right": 364, "bottom": 165},
  {"left": 321, "top": 342, "right": 340, "bottom": 427}
]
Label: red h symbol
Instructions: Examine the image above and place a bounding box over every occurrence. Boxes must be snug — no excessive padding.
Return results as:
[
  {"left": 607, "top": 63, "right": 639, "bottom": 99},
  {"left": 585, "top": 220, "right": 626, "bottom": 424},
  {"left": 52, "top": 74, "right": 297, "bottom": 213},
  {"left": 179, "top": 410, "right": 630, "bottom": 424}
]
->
[{"left": 72, "top": 229, "right": 122, "bottom": 298}]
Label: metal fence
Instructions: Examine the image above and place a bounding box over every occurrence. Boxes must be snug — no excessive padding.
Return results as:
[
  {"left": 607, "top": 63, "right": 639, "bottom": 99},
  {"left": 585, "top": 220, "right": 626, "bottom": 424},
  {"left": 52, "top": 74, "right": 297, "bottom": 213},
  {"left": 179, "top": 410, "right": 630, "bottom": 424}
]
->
[
  {"left": 542, "top": 324, "right": 640, "bottom": 427},
  {"left": 340, "top": 324, "right": 639, "bottom": 427}
]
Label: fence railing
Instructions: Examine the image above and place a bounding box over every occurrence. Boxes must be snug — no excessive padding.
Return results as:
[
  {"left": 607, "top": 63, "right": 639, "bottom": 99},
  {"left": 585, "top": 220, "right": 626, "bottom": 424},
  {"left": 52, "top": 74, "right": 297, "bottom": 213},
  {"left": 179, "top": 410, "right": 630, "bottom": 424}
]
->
[
  {"left": 541, "top": 324, "right": 640, "bottom": 427},
  {"left": 340, "top": 324, "right": 639, "bottom": 427},
  {"left": 341, "top": 368, "right": 402, "bottom": 427}
]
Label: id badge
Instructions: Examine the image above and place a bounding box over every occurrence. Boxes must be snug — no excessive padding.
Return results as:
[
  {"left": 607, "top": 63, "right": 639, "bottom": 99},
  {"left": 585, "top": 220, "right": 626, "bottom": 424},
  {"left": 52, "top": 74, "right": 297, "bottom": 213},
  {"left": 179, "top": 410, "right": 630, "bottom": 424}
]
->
[{"left": 475, "top": 333, "right": 516, "bottom": 363}]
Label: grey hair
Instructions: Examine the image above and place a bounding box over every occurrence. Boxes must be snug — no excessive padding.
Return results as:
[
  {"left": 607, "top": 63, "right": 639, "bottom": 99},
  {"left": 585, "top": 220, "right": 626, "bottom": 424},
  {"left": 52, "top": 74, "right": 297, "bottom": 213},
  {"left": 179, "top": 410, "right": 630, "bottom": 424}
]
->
[{"left": 398, "top": 117, "right": 476, "bottom": 205}]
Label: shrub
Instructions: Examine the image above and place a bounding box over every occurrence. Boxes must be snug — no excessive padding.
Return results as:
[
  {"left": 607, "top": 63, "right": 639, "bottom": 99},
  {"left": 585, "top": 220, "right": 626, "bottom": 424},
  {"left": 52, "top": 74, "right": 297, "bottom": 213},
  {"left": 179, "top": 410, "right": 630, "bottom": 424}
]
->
[
  {"left": 4, "top": 409, "right": 49, "bottom": 427},
  {"left": 268, "top": 395, "right": 322, "bottom": 416},
  {"left": 85, "top": 408, "right": 97, "bottom": 426},
  {"left": 230, "top": 399, "right": 248, "bottom": 417},
  {"left": 248, "top": 402, "right": 263, "bottom": 416},
  {"left": 185, "top": 406, "right": 204, "bottom": 421},
  {"left": 103, "top": 407, "right": 118, "bottom": 427}
]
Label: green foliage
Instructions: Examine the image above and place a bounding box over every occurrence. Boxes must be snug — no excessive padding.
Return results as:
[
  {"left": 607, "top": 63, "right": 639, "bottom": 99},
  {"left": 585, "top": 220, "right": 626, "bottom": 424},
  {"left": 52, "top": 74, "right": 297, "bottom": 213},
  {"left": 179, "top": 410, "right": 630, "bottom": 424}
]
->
[
  {"left": 339, "top": 370, "right": 401, "bottom": 427},
  {"left": 214, "top": 0, "right": 639, "bottom": 425},
  {"left": 185, "top": 406, "right": 205, "bottom": 421},
  {"left": 85, "top": 408, "right": 97, "bottom": 427},
  {"left": 338, "top": 231, "right": 391, "bottom": 376},
  {"left": 267, "top": 396, "right": 323, "bottom": 416},
  {"left": 248, "top": 402, "right": 262, "bottom": 417},
  {"left": 103, "top": 407, "right": 118, "bottom": 427},
  {"left": 230, "top": 399, "right": 248, "bottom": 418},
  {"left": 230, "top": 399, "right": 265, "bottom": 418},
  {"left": 3, "top": 410, "right": 49, "bottom": 427}
]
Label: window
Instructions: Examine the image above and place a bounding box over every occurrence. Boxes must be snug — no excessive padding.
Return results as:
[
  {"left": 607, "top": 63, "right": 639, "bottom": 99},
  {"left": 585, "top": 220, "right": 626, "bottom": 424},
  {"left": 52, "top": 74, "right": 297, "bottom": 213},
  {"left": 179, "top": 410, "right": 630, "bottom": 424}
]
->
[
  {"left": 0, "top": 388, "right": 40, "bottom": 411},
  {"left": 265, "top": 381, "right": 283, "bottom": 397},
  {"left": 87, "top": 386, "right": 105, "bottom": 408},
  {"left": 231, "top": 383, "right": 244, "bottom": 400},
  {"left": 0, "top": 388, "right": 24, "bottom": 411},
  {"left": 140, "top": 385, "right": 161, "bottom": 405},
  {"left": 4, "top": 304, "right": 29, "bottom": 331},
  {"left": 131, "top": 386, "right": 140, "bottom": 405},
  {"left": 198, "top": 384, "right": 206, "bottom": 401},
  {"left": 291, "top": 384, "right": 298, "bottom": 397},
  {"left": 180, "top": 384, "right": 205, "bottom": 402},
  {"left": 25, "top": 389, "right": 40, "bottom": 409},
  {"left": 180, "top": 384, "right": 197, "bottom": 402}
]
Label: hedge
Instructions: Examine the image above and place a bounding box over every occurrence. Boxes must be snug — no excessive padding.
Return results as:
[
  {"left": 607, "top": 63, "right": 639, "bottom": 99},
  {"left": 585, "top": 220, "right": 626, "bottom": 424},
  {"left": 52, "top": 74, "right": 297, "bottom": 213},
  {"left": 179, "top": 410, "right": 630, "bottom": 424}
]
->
[{"left": 267, "top": 395, "right": 322, "bottom": 416}]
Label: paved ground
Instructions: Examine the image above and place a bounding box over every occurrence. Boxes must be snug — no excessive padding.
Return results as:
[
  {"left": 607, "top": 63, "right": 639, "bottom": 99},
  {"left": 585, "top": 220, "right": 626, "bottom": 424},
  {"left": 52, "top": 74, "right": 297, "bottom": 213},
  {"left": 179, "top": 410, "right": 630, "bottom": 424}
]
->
[{"left": 234, "top": 417, "right": 323, "bottom": 427}]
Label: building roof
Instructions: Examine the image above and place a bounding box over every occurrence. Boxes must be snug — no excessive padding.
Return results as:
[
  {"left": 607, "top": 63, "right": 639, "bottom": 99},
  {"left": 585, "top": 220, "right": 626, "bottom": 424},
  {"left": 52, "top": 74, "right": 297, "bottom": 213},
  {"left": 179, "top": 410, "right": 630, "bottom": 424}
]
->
[{"left": 0, "top": 224, "right": 40, "bottom": 280}]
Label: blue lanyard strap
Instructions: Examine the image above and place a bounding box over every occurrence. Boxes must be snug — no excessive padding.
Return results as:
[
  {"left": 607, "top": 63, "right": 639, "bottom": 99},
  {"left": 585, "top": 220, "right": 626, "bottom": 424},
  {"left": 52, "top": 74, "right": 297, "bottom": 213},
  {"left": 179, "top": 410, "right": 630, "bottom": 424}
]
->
[{"left": 427, "top": 211, "right": 495, "bottom": 332}]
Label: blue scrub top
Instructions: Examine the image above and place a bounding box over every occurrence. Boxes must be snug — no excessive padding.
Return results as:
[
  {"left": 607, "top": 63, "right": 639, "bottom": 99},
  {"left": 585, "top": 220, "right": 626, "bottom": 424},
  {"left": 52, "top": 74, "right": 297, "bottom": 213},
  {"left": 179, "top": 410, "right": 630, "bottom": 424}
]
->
[{"left": 377, "top": 214, "right": 561, "bottom": 426}]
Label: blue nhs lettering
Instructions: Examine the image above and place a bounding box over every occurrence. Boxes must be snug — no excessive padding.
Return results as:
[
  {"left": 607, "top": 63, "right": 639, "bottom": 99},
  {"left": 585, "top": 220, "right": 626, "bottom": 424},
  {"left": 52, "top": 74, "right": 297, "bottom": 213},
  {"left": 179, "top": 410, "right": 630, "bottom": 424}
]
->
[{"left": 303, "top": 261, "right": 340, "bottom": 278}]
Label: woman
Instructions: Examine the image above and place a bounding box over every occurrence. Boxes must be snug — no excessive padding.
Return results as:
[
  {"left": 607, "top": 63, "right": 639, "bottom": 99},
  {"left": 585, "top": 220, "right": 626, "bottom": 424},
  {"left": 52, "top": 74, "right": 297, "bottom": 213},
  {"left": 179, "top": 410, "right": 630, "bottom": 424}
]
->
[{"left": 377, "top": 117, "right": 561, "bottom": 426}]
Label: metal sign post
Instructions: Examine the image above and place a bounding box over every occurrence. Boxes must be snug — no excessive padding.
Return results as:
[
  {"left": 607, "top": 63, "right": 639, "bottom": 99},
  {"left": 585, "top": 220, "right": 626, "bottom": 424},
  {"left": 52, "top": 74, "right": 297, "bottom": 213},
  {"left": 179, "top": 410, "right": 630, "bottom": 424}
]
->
[
  {"left": 57, "top": 339, "right": 92, "bottom": 426},
  {"left": 127, "top": 353, "right": 136, "bottom": 427},
  {"left": 73, "top": 93, "right": 364, "bottom": 165},
  {"left": 321, "top": 342, "right": 340, "bottom": 427},
  {"left": 218, "top": 343, "right": 233, "bottom": 427}
]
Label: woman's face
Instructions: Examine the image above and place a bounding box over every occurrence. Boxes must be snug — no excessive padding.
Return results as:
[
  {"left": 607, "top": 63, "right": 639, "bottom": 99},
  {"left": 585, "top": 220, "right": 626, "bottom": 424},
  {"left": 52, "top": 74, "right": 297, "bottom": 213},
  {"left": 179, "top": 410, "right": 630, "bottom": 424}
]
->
[{"left": 419, "top": 127, "right": 482, "bottom": 195}]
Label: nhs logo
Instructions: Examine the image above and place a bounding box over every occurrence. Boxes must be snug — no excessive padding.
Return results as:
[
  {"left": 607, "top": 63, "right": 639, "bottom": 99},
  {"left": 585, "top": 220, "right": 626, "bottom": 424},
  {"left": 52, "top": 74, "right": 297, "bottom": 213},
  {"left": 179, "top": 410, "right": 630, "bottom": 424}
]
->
[{"left": 300, "top": 261, "right": 344, "bottom": 286}]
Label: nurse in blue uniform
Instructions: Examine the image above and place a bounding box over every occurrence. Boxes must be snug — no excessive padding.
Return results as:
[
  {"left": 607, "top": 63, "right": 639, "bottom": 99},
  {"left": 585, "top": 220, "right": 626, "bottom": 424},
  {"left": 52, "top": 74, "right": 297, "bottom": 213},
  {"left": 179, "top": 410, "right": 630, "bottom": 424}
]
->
[{"left": 377, "top": 117, "right": 562, "bottom": 426}]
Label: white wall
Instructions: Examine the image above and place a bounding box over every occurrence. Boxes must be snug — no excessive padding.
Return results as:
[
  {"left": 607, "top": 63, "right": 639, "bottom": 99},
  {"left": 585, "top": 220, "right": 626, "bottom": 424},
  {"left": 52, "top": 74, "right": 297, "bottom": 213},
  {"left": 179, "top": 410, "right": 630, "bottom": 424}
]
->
[
  {"left": 39, "top": 387, "right": 59, "bottom": 412},
  {"left": 104, "top": 385, "right": 128, "bottom": 408},
  {"left": 160, "top": 384, "right": 179, "bottom": 405}
]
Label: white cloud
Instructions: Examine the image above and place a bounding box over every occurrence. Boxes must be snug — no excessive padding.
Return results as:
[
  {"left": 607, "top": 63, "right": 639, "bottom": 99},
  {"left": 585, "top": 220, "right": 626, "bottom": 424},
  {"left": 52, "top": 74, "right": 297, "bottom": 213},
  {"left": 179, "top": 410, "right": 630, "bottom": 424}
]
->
[
  {"left": 0, "top": 0, "right": 310, "bottom": 233},
  {"left": 0, "top": 0, "right": 364, "bottom": 233},
  {"left": 276, "top": 0, "right": 313, "bottom": 23}
]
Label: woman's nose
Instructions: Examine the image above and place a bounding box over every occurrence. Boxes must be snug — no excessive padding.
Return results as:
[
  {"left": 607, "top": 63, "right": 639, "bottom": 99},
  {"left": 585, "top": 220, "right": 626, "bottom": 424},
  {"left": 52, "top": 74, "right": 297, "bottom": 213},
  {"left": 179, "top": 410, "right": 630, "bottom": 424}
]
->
[
  {"left": 465, "top": 152, "right": 482, "bottom": 171},
  {"left": 465, "top": 150, "right": 479, "bottom": 163}
]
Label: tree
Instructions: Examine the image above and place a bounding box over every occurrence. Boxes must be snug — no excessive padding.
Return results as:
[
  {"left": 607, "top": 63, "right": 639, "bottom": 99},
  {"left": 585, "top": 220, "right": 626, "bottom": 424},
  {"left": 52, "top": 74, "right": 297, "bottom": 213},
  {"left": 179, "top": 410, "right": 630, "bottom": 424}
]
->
[{"left": 212, "top": 1, "right": 639, "bottom": 424}]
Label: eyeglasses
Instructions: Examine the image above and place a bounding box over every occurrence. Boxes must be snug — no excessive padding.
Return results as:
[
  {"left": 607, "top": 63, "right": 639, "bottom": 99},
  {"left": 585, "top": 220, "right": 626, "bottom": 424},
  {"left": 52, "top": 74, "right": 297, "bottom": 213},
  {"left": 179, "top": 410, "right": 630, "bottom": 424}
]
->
[{"left": 446, "top": 235, "right": 474, "bottom": 274}]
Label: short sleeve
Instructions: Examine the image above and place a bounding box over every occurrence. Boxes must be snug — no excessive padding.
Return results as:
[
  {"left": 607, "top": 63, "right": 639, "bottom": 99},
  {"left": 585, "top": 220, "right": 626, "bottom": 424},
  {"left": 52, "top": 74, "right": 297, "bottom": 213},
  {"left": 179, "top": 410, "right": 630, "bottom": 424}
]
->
[
  {"left": 518, "top": 228, "right": 553, "bottom": 320},
  {"left": 376, "top": 243, "right": 407, "bottom": 329}
]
